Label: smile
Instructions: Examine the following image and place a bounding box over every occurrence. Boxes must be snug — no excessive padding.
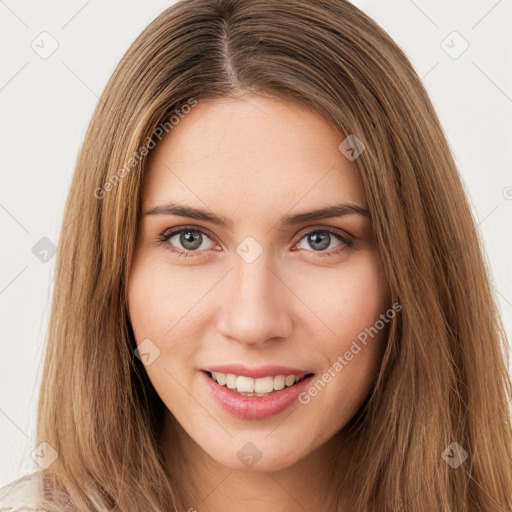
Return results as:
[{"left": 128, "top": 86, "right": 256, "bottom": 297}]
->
[
  {"left": 206, "top": 371, "right": 309, "bottom": 396},
  {"left": 200, "top": 368, "right": 315, "bottom": 420}
]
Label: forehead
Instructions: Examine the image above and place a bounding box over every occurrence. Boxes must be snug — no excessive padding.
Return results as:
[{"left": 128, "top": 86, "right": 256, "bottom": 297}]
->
[{"left": 142, "top": 95, "right": 366, "bottom": 214}]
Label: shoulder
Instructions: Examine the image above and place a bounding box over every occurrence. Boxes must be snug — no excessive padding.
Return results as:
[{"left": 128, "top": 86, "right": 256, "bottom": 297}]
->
[{"left": 0, "top": 472, "right": 48, "bottom": 512}]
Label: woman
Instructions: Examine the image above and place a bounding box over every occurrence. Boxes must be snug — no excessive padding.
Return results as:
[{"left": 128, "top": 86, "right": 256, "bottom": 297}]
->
[{"left": 1, "top": 0, "right": 511, "bottom": 510}]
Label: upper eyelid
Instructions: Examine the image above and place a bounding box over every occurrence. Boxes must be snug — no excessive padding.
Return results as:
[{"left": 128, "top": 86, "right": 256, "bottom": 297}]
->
[
  {"left": 162, "top": 225, "right": 217, "bottom": 243},
  {"left": 294, "top": 225, "right": 352, "bottom": 239}
]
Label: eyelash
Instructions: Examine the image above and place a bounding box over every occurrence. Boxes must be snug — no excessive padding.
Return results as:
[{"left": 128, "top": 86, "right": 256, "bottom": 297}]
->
[{"left": 156, "top": 225, "right": 354, "bottom": 260}]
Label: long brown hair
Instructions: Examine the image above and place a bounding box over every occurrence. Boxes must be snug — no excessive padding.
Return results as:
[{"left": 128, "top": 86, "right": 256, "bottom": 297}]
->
[{"left": 35, "top": 0, "right": 512, "bottom": 510}]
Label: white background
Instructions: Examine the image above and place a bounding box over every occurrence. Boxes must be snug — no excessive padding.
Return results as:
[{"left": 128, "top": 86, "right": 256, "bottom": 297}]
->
[{"left": 1, "top": 0, "right": 511, "bottom": 487}]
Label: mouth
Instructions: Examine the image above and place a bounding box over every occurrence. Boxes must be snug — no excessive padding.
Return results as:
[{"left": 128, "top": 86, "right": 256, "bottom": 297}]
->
[
  {"left": 199, "top": 363, "right": 316, "bottom": 419},
  {"left": 203, "top": 370, "right": 314, "bottom": 397}
]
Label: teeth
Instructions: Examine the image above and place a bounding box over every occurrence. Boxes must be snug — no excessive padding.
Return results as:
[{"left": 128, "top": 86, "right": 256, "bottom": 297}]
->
[
  {"left": 236, "top": 376, "right": 255, "bottom": 393},
  {"left": 209, "top": 372, "right": 307, "bottom": 395},
  {"left": 273, "top": 375, "right": 285, "bottom": 391},
  {"left": 225, "top": 373, "right": 237, "bottom": 389},
  {"left": 285, "top": 375, "right": 296, "bottom": 387},
  {"left": 254, "top": 376, "right": 274, "bottom": 394},
  {"left": 212, "top": 372, "right": 226, "bottom": 386}
]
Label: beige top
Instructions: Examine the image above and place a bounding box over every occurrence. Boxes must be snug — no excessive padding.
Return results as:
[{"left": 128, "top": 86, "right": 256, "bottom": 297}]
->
[
  {"left": 0, "top": 473, "right": 109, "bottom": 512},
  {"left": 0, "top": 471, "right": 112, "bottom": 512},
  {"left": 0, "top": 473, "right": 48, "bottom": 512}
]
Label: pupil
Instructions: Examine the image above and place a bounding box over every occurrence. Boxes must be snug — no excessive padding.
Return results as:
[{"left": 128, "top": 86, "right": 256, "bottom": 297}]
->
[
  {"left": 181, "top": 230, "right": 202, "bottom": 250},
  {"left": 309, "top": 232, "right": 330, "bottom": 251}
]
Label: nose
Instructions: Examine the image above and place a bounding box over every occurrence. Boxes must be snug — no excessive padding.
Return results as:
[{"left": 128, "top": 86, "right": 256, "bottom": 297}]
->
[{"left": 216, "top": 255, "right": 293, "bottom": 347}]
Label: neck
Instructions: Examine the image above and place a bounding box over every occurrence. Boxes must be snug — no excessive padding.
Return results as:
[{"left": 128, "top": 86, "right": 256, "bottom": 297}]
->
[{"left": 161, "top": 413, "right": 356, "bottom": 512}]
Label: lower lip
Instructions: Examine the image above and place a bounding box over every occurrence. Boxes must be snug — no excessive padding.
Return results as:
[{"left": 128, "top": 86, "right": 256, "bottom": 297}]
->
[{"left": 201, "top": 371, "right": 314, "bottom": 420}]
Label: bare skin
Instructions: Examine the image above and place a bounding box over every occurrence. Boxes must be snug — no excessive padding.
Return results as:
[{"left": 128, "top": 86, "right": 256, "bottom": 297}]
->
[{"left": 127, "top": 94, "right": 391, "bottom": 512}]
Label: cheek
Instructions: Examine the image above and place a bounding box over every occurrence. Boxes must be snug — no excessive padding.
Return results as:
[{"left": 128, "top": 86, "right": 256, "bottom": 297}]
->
[
  {"left": 294, "top": 251, "right": 390, "bottom": 405},
  {"left": 127, "top": 262, "right": 167, "bottom": 343},
  {"left": 128, "top": 257, "right": 206, "bottom": 340},
  {"left": 127, "top": 260, "right": 202, "bottom": 410},
  {"left": 296, "top": 250, "right": 390, "bottom": 344},
  {"left": 127, "top": 257, "right": 225, "bottom": 370}
]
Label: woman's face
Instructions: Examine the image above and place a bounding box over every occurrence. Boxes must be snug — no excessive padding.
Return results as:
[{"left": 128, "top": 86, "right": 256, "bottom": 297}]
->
[{"left": 127, "top": 95, "right": 391, "bottom": 472}]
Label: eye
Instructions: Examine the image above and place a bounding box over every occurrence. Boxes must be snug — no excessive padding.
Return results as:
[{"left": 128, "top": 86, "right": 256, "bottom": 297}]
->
[
  {"left": 157, "top": 226, "right": 218, "bottom": 258},
  {"left": 293, "top": 228, "right": 353, "bottom": 258},
  {"left": 157, "top": 225, "right": 354, "bottom": 259}
]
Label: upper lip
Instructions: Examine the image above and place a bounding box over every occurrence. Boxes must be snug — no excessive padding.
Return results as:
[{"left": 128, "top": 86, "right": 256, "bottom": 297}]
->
[{"left": 201, "top": 364, "right": 314, "bottom": 379}]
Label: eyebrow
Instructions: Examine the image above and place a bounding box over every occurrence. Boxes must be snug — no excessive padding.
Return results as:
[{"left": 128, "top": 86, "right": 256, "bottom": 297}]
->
[{"left": 144, "top": 202, "right": 370, "bottom": 229}]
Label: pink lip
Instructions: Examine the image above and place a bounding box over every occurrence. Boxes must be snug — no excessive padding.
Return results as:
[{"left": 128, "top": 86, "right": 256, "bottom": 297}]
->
[
  {"left": 201, "top": 364, "right": 312, "bottom": 379},
  {"left": 201, "top": 371, "right": 314, "bottom": 420}
]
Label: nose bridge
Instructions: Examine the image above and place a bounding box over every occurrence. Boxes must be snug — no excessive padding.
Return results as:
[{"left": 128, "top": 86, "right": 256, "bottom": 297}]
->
[{"left": 217, "top": 248, "right": 292, "bottom": 346}]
